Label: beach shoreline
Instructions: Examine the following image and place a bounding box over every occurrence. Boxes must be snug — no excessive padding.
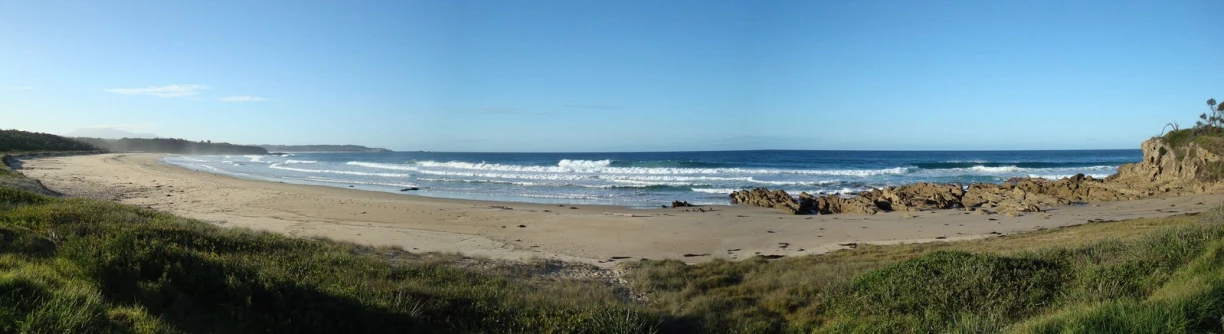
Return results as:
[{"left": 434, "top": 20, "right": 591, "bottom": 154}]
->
[{"left": 20, "top": 153, "right": 1224, "bottom": 267}]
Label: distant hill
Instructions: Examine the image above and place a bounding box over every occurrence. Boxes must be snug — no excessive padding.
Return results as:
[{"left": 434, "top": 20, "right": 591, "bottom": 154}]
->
[
  {"left": 76, "top": 138, "right": 268, "bottom": 155},
  {"left": 65, "top": 127, "right": 158, "bottom": 139},
  {"left": 0, "top": 129, "right": 100, "bottom": 152},
  {"left": 258, "top": 144, "right": 392, "bottom": 153}
]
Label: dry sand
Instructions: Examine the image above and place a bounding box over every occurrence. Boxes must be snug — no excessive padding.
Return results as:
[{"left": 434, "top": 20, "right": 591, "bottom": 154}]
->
[{"left": 19, "top": 153, "right": 1224, "bottom": 267}]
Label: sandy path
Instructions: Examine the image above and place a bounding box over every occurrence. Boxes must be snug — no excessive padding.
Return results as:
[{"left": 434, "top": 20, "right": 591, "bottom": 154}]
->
[{"left": 18, "top": 153, "right": 1224, "bottom": 267}]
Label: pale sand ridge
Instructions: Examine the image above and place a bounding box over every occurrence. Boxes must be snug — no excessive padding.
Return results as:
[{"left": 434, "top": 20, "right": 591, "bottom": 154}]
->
[{"left": 20, "top": 153, "right": 1224, "bottom": 267}]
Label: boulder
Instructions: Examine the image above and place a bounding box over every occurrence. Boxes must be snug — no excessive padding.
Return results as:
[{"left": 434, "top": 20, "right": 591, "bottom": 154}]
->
[
  {"left": 730, "top": 188, "right": 805, "bottom": 214},
  {"left": 962, "top": 183, "right": 1042, "bottom": 213},
  {"left": 872, "top": 182, "right": 964, "bottom": 212},
  {"left": 812, "top": 194, "right": 879, "bottom": 215}
]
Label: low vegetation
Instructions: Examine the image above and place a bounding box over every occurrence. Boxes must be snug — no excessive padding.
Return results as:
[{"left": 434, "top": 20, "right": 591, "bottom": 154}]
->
[
  {"left": 73, "top": 137, "right": 268, "bottom": 155},
  {"left": 1165, "top": 97, "right": 1224, "bottom": 151},
  {"left": 0, "top": 129, "right": 98, "bottom": 152}
]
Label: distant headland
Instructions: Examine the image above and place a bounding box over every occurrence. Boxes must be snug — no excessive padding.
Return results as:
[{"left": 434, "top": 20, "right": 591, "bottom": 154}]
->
[{"left": 258, "top": 144, "right": 392, "bottom": 153}]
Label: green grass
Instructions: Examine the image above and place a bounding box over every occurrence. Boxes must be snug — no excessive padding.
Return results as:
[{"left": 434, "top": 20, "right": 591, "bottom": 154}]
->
[
  {"left": 0, "top": 187, "right": 663, "bottom": 333},
  {"left": 5, "top": 153, "right": 1224, "bottom": 332},
  {"left": 625, "top": 211, "right": 1224, "bottom": 333},
  {"left": 1163, "top": 128, "right": 1199, "bottom": 150}
]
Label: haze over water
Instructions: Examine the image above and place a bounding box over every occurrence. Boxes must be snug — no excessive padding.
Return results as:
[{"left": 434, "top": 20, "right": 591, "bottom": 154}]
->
[{"left": 165, "top": 149, "right": 1140, "bottom": 207}]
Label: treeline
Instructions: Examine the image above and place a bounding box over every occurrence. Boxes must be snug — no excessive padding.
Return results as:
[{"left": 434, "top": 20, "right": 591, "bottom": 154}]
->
[
  {"left": 259, "top": 144, "right": 391, "bottom": 153},
  {"left": 0, "top": 129, "right": 99, "bottom": 152},
  {"left": 75, "top": 138, "right": 268, "bottom": 155}
]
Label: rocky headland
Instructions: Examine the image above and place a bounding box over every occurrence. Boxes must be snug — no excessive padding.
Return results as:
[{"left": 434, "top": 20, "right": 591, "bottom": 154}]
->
[{"left": 731, "top": 134, "right": 1224, "bottom": 215}]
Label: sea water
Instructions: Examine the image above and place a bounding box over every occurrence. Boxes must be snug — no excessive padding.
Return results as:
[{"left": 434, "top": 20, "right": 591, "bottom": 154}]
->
[{"left": 163, "top": 150, "right": 1140, "bottom": 207}]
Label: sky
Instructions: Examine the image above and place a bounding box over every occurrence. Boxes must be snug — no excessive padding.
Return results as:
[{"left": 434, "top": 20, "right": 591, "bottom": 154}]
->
[{"left": 2, "top": 0, "right": 1222, "bottom": 152}]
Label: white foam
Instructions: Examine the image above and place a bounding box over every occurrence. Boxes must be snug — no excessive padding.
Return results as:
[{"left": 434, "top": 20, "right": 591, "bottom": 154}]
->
[
  {"left": 691, "top": 187, "right": 863, "bottom": 196},
  {"left": 409, "top": 169, "right": 591, "bottom": 181},
  {"left": 746, "top": 178, "right": 840, "bottom": 186},
  {"left": 404, "top": 160, "right": 909, "bottom": 176},
  {"left": 600, "top": 175, "right": 753, "bottom": 182},
  {"left": 606, "top": 179, "right": 712, "bottom": 187},
  {"left": 812, "top": 187, "right": 864, "bottom": 195},
  {"left": 916, "top": 165, "right": 1117, "bottom": 177},
  {"left": 269, "top": 163, "right": 411, "bottom": 178},
  {"left": 969, "top": 165, "right": 1024, "bottom": 173},
  {"left": 295, "top": 176, "right": 418, "bottom": 188},
  {"left": 1029, "top": 173, "right": 1112, "bottom": 180},
  {"left": 691, "top": 188, "right": 741, "bottom": 194},
  {"left": 557, "top": 159, "right": 612, "bottom": 169},
  {"left": 347, "top": 161, "right": 419, "bottom": 171},
  {"left": 284, "top": 160, "right": 317, "bottom": 164},
  {"left": 415, "top": 177, "right": 695, "bottom": 189}
]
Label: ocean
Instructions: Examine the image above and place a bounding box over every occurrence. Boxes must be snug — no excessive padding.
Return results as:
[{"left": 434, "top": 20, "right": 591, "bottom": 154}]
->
[{"left": 163, "top": 150, "right": 1141, "bottom": 208}]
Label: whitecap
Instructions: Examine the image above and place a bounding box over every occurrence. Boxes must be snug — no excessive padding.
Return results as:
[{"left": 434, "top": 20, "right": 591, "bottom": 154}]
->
[{"left": 269, "top": 163, "right": 411, "bottom": 178}]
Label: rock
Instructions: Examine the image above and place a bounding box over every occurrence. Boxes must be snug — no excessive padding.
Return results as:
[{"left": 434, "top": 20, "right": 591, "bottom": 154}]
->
[
  {"left": 400, "top": 187, "right": 420, "bottom": 191},
  {"left": 726, "top": 140, "right": 1205, "bottom": 218},
  {"left": 730, "top": 188, "right": 806, "bottom": 214},
  {"left": 670, "top": 200, "right": 693, "bottom": 208},
  {"left": 812, "top": 195, "right": 879, "bottom": 215},
  {"left": 963, "top": 183, "right": 1043, "bottom": 214},
  {"left": 872, "top": 182, "right": 964, "bottom": 211},
  {"left": 1109, "top": 136, "right": 1224, "bottom": 196}
]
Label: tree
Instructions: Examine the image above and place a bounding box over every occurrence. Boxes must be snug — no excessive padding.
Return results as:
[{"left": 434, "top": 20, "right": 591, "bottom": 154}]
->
[{"left": 1210, "top": 99, "right": 1220, "bottom": 129}]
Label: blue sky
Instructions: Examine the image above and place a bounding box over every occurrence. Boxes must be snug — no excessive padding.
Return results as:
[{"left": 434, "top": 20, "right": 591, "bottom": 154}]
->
[{"left": 2, "top": 0, "right": 1221, "bottom": 152}]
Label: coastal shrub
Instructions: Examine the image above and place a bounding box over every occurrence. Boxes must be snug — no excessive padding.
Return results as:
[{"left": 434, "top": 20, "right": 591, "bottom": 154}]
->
[
  {"left": 1164, "top": 129, "right": 1198, "bottom": 150},
  {"left": 1161, "top": 127, "right": 1224, "bottom": 164},
  {"left": 0, "top": 187, "right": 51, "bottom": 207},
  {"left": 1193, "top": 135, "right": 1224, "bottom": 155},
  {"left": 0, "top": 129, "right": 98, "bottom": 152}
]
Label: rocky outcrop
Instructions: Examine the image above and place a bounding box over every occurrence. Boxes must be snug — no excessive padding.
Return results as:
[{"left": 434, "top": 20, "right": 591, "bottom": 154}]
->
[
  {"left": 731, "top": 174, "right": 1127, "bottom": 215},
  {"left": 808, "top": 193, "right": 878, "bottom": 215},
  {"left": 961, "top": 184, "right": 1042, "bottom": 213},
  {"left": 729, "top": 135, "right": 1224, "bottom": 216},
  {"left": 871, "top": 183, "right": 964, "bottom": 212},
  {"left": 1108, "top": 136, "right": 1224, "bottom": 196},
  {"left": 730, "top": 188, "right": 806, "bottom": 214}
]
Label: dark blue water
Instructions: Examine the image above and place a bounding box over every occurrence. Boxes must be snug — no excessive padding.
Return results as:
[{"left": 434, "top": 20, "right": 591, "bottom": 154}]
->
[{"left": 164, "top": 150, "right": 1141, "bottom": 207}]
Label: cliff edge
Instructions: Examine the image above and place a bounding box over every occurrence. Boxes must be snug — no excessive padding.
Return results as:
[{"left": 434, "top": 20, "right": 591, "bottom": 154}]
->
[{"left": 1107, "top": 132, "right": 1224, "bottom": 196}]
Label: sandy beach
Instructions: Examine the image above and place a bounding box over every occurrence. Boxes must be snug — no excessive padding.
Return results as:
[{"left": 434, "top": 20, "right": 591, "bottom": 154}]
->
[{"left": 19, "top": 153, "right": 1224, "bottom": 267}]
